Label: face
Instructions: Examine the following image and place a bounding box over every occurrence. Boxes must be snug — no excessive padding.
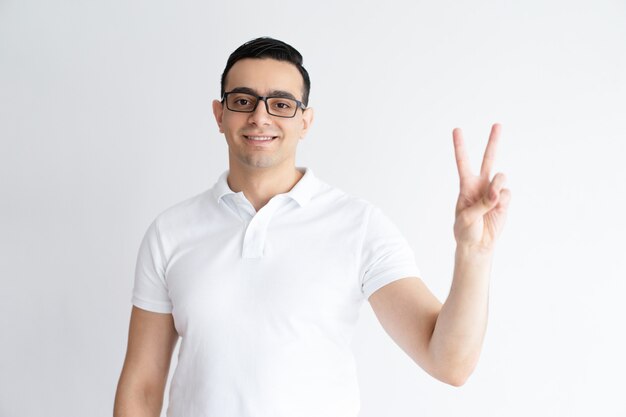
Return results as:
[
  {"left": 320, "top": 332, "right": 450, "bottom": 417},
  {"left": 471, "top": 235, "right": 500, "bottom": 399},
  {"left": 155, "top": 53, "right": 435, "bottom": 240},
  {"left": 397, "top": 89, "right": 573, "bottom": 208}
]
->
[{"left": 212, "top": 58, "right": 314, "bottom": 172}]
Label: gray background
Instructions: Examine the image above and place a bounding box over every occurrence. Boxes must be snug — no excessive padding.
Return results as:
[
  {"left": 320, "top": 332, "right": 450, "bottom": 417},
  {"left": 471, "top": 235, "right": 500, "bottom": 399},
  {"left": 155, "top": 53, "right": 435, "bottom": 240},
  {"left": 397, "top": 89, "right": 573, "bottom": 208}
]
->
[{"left": 1, "top": 0, "right": 625, "bottom": 416}]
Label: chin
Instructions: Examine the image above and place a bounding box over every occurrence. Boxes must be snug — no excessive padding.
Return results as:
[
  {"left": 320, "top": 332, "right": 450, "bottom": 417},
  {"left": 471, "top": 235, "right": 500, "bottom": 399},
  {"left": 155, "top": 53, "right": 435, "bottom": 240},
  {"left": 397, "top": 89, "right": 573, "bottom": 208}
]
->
[{"left": 242, "top": 156, "right": 279, "bottom": 169}]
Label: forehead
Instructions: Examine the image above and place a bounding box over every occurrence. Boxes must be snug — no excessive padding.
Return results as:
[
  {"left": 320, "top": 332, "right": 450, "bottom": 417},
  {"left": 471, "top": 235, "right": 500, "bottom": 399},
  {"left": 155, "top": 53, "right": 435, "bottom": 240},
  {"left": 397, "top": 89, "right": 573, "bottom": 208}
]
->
[{"left": 225, "top": 58, "right": 304, "bottom": 98}]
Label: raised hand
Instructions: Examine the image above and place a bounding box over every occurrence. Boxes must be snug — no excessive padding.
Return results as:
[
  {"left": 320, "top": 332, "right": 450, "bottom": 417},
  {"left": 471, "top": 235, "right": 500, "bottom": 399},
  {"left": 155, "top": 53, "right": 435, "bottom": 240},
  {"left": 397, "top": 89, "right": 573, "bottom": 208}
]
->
[{"left": 452, "top": 123, "right": 511, "bottom": 253}]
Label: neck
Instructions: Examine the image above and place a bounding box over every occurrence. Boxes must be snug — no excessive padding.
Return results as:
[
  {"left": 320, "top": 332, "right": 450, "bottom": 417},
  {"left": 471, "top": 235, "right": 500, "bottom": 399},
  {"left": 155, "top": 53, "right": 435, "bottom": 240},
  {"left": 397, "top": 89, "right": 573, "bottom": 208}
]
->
[{"left": 226, "top": 164, "right": 304, "bottom": 212}]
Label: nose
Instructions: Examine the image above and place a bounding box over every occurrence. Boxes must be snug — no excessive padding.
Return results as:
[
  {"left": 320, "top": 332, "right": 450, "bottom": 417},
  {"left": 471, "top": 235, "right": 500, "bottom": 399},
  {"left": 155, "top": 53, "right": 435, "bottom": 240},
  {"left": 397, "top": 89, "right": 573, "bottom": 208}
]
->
[{"left": 247, "top": 99, "right": 272, "bottom": 126}]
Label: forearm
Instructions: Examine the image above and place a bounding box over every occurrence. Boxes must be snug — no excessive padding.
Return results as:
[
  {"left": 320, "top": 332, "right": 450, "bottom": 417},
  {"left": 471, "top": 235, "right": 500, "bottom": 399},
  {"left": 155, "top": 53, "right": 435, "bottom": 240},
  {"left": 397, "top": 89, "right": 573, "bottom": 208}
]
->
[
  {"left": 113, "top": 377, "right": 164, "bottom": 417},
  {"left": 428, "top": 244, "right": 494, "bottom": 385}
]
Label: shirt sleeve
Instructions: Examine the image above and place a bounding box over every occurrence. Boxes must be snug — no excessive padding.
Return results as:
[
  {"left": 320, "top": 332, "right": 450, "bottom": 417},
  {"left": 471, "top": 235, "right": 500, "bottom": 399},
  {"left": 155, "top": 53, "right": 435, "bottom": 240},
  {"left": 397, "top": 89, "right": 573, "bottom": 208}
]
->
[
  {"left": 131, "top": 218, "right": 173, "bottom": 313},
  {"left": 359, "top": 205, "right": 421, "bottom": 300}
]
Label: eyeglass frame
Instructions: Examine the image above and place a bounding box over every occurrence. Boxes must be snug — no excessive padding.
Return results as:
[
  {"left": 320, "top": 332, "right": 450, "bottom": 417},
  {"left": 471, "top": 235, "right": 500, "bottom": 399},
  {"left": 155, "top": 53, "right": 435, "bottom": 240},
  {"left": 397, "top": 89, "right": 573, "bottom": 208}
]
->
[{"left": 221, "top": 91, "right": 307, "bottom": 118}]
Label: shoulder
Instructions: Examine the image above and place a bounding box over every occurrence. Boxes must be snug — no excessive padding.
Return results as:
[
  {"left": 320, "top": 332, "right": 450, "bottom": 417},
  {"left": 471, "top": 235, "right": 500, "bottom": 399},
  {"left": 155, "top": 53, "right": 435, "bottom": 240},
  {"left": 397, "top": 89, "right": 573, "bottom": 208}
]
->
[
  {"left": 311, "top": 176, "right": 378, "bottom": 219},
  {"left": 312, "top": 176, "right": 404, "bottom": 240},
  {"left": 149, "top": 188, "right": 213, "bottom": 234}
]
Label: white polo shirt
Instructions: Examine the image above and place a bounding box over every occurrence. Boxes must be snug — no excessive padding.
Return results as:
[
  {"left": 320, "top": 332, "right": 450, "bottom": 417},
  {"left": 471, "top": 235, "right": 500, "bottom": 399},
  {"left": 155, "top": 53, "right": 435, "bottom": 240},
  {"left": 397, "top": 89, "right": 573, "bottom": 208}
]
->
[{"left": 132, "top": 166, "right": 421, "bottom": 417}]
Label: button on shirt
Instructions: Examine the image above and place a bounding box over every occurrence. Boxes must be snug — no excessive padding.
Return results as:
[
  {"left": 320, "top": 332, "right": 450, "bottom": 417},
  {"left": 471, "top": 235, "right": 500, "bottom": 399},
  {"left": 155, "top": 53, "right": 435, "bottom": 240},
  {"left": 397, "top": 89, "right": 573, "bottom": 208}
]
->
[{"left": 132, "top": 166, "right": 421, "bottom": 417}]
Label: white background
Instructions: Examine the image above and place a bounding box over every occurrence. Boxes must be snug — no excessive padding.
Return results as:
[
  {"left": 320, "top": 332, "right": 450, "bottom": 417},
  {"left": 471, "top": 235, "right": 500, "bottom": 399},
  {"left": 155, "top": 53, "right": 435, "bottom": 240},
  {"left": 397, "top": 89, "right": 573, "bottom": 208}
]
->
[{"left": 1, "top": 1, "right": 625, "bottom": 416}]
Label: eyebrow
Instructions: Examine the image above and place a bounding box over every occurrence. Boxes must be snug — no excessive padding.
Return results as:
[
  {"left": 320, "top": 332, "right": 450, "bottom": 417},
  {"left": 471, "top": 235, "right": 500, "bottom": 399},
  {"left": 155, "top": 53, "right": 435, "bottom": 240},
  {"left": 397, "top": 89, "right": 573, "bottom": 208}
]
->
[{"left": 228, "top": 87, "right": 299, "bottom": 101}]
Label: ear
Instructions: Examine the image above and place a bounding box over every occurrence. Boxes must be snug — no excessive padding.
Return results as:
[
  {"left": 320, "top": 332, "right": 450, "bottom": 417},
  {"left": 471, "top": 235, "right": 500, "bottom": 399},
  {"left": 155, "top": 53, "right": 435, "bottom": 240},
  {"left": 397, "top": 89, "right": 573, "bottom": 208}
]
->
[
  {"left": 299, "top": 107, "right": 314, "bottom": 139},
  {"left": 212, "top": 99, "right": 225, "bottom": 133}
]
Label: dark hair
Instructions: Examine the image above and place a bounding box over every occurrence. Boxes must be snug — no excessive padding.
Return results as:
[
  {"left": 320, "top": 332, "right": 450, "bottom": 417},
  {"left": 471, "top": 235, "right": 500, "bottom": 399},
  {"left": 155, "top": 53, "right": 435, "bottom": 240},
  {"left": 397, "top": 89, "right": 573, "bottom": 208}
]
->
[{"left": 220, "top": 37, "right": 311, "bottom": 107}]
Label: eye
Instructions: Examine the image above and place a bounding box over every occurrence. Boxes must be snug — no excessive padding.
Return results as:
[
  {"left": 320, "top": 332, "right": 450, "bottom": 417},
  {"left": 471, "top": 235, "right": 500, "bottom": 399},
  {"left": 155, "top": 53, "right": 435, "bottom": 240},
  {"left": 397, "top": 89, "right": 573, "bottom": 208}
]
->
[
  {"left": 271, "top": 100, "right": 293, "bottom": 109},
  {"left": 227, "top": 94, "right": 256, "bottom": 110}
]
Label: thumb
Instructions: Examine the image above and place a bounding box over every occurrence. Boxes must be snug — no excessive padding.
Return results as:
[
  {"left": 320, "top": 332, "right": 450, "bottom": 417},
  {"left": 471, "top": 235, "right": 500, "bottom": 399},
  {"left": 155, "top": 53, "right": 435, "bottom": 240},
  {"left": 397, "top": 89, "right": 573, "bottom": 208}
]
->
[{"left": 459, "top": 190, "right": 498, "bottom": 225}]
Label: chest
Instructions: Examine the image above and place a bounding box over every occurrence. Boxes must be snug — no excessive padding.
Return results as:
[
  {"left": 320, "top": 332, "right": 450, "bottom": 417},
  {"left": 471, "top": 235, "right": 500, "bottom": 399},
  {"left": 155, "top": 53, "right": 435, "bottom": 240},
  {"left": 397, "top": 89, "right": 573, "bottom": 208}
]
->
[{"left": 164, "top": 221, "right": 364, "bottom": 338}]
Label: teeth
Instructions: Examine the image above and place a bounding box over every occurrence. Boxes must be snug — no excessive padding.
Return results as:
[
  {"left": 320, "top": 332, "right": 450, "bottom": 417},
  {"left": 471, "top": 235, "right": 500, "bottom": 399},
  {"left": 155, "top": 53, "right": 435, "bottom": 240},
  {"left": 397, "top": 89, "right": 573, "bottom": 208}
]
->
[{"left": 246, "top": 136, "right": 274, "bottom": 141}]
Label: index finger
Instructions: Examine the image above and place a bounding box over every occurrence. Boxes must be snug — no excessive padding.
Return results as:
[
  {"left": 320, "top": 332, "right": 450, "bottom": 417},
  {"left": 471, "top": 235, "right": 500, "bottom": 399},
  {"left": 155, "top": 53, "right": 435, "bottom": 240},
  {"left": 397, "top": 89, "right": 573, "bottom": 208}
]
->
[
  {"left": 453, "top": 127, "right": 472, "bottom": 180},
  {"left": 480, "top": 123, "right": 501, "bottom": 178}
]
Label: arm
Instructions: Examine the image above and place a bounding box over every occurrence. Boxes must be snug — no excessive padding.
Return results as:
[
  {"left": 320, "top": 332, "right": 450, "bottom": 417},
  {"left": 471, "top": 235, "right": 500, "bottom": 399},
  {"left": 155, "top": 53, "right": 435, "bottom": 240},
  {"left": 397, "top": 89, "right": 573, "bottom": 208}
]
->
[
  {"left": 369, "top": 246, "right": 493, "bottom": 387},
  {"left": 428, "top": 245, "right": 493, "bottom": 385},
  {"left": 369, "top": 124, "right": 511, "bottom": 386},
  {"left": 113, "top": 306, "right": 179, "bottom": 417}
]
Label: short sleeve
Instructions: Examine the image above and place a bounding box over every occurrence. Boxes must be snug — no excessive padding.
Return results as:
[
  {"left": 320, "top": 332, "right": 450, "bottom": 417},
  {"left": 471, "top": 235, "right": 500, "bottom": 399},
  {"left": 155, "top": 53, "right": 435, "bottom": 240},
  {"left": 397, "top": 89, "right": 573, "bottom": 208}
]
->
[
  {"left": 131, "top": 219, "right": 173, "bottom": 313},
  {"left": 359, "top": 206, "right": 421, "bottom": 300}
]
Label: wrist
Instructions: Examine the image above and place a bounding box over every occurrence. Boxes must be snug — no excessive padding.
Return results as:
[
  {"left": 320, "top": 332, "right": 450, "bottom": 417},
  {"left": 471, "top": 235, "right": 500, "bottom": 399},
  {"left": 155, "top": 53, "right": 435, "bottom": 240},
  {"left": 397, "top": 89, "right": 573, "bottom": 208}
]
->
[{"left": 455, "top": 243, "right": 495, "bottom": 260}]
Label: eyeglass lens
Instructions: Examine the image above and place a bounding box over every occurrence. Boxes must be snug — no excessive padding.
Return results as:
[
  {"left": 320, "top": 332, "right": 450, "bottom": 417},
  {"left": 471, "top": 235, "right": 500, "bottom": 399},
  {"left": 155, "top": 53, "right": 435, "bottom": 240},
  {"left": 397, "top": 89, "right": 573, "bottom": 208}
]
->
[{"left": 226, "top": 93, "right": 298, "bottom": 117}]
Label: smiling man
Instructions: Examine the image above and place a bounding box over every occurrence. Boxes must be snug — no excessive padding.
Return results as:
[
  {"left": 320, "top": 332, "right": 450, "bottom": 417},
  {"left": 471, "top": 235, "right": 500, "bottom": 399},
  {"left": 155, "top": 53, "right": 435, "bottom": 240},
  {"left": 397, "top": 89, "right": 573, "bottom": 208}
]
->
[{"left": 114, "top": 37, "right": 511, "bottom": 417}]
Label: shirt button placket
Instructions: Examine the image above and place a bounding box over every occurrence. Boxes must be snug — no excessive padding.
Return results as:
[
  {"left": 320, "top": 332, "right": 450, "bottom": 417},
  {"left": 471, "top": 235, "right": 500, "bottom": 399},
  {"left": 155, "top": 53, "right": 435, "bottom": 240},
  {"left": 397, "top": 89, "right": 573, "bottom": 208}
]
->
[{"left": 241, "top": 197, "right": 283, "bottom": 259}]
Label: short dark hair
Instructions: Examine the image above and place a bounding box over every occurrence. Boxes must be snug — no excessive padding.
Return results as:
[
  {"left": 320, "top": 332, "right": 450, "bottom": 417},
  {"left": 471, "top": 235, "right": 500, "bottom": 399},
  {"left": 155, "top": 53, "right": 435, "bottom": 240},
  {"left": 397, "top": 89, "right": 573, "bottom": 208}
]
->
[{"left": 220, "top": 37, "right": 311, "bottom": 107}]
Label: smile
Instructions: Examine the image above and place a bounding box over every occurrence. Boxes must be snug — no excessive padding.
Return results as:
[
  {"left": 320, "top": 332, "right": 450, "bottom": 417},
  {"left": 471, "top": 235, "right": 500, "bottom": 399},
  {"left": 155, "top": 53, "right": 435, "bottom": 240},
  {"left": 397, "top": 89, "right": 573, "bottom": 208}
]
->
[{"left": 244, "top": 135, "right": 277, "bottom": 142}]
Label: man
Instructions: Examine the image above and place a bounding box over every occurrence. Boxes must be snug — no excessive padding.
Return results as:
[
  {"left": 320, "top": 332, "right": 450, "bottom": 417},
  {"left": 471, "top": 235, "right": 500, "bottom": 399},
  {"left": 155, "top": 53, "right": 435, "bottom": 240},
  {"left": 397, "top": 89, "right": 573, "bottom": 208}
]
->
[{"left": 114, "top": 37, "right": 511, "bottom": 417}]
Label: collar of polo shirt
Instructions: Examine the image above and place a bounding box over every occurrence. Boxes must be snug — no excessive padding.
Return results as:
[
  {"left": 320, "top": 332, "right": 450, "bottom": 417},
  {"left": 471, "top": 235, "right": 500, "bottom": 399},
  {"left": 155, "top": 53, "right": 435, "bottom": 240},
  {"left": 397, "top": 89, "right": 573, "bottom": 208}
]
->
[{"left": 211, "top": 166, "right": 317, "bottom": 208}]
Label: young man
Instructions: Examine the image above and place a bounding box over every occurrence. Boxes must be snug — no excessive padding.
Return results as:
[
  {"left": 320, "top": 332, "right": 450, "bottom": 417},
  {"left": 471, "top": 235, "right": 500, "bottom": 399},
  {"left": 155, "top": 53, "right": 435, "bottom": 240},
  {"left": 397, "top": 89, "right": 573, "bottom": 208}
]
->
[{"left": 114, "top": 37, "right": 511, "bottom": 417}]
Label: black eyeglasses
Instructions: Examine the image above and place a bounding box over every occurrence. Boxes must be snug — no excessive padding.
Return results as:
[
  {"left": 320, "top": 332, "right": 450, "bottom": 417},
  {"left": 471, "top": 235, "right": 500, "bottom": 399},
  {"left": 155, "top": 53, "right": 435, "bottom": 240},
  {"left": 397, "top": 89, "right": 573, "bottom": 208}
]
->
[{"left": 222, "top": 91, "right": 306, "bottom": 118}]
